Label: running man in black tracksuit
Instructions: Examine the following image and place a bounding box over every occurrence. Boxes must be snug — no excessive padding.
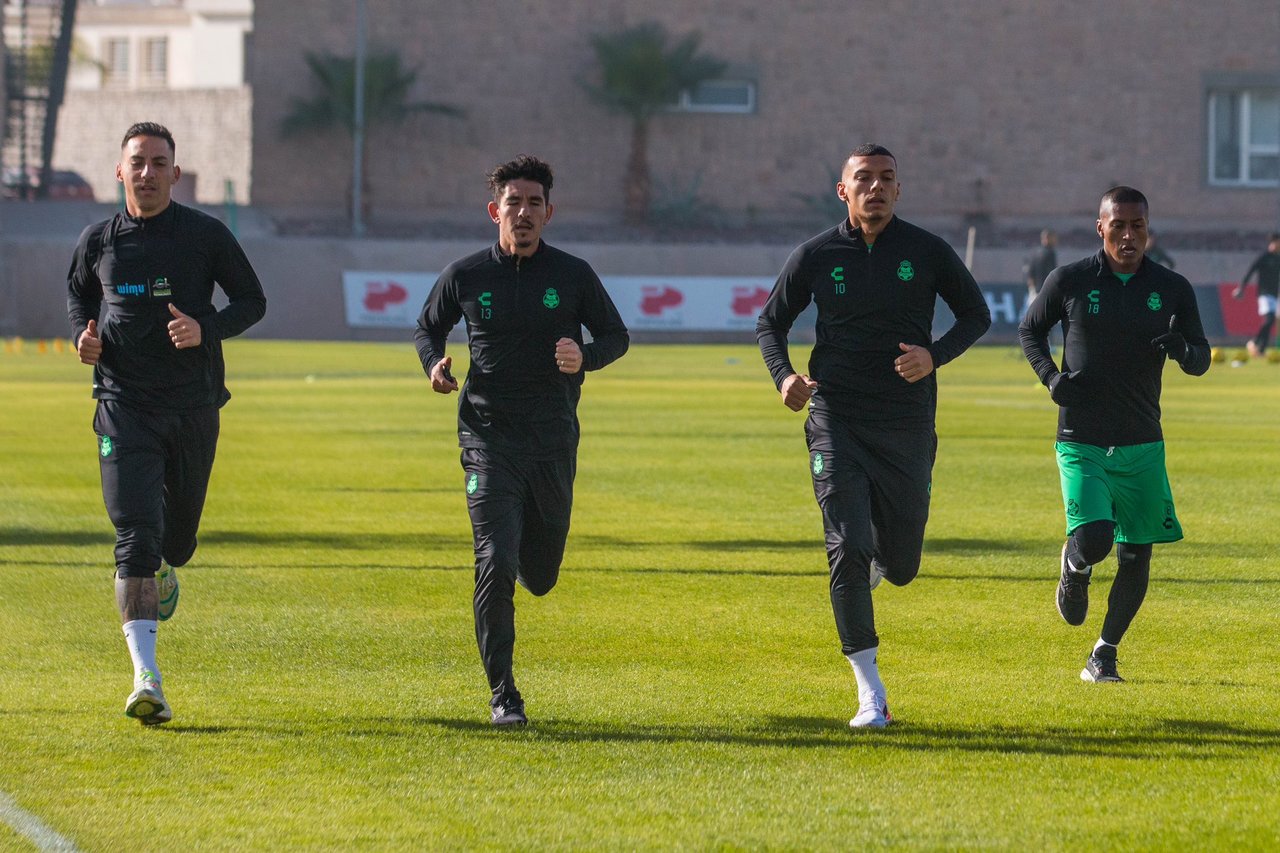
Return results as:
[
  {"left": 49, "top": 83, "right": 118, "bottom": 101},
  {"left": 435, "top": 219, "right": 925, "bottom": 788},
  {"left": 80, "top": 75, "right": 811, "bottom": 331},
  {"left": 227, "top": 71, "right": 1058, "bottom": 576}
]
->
[
  {"left": 67, "top": 122, "right": 266, "bottom": 725},
  {"left": 1020, "top": 186, "right": 1209, "bottom": 683},
  {"left": 1233, "top": 232, "right": 1280, "bottom": 357},
  {"left": 757, "top": 145, "right": 990, "bottom": 729},
  {"left": 414, "top": 155, "right": 629, "bottom": 726}
]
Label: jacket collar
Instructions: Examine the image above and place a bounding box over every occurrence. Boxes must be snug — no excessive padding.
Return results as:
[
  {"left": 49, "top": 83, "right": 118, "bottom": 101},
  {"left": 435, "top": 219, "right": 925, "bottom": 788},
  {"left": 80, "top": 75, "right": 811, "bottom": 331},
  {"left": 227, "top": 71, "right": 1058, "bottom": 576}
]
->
[
  {"left": 840, "top": 214, "right": 900, "bottom": 247},
  {"left": 1092, "top": 248, "right": 1149, "bottom": 280},
  {"left": 122, "top": 200, "right": 179, "bottom": 233},
  {"left": 490, "top": 239, "right": 547, "bottom": 265}
]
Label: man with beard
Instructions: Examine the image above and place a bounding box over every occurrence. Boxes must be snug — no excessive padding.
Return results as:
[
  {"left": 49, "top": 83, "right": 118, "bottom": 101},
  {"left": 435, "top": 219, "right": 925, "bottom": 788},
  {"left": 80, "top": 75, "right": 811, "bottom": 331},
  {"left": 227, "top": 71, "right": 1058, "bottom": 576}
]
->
[{"left": 414, "top": 155, "right": 629, "bottom": 726}]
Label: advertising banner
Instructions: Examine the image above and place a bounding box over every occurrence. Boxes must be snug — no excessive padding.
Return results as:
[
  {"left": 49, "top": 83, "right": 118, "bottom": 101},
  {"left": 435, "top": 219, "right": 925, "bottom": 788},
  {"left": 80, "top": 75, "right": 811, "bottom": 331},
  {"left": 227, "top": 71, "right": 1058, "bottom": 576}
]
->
[
  {"left": 342, "top": 271, "right": 437, "bottom": 328},
  {"left": 343, "top": 271, "right": 1250, "bottom": 343}
]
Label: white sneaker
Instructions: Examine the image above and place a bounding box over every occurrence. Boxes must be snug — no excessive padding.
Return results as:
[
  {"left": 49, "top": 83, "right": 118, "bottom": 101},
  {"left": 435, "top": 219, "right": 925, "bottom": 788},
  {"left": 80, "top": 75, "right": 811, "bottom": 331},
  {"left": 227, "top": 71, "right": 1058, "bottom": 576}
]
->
[
  {"left": 849, "top": 691, "right": 892, "bottom": 729},
  {"left": 156, "top": 563, "right": 179, "bottom": 621},
  {"left": 869, "top": 559, "right": 887, "bottom": 591},
  {"left": 125, "top": 671, "right": 172, "bottom": 725}
]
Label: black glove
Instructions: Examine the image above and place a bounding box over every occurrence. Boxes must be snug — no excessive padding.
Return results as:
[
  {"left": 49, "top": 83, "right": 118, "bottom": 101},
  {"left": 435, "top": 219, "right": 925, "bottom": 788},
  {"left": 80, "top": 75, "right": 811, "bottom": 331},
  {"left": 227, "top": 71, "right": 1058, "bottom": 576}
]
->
[
  {"left": 1151, "top": 314, "right": 1187, "bottom": 363},
  {"left": 1048, "top": 370, "right": 1085, "bottom": 406}
]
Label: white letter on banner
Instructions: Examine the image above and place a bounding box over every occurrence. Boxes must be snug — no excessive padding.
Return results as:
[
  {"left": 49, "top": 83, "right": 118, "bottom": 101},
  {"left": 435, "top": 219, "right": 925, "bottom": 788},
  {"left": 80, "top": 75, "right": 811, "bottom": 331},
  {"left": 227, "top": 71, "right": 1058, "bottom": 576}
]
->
[{"left": 985, "top": 290, "right": 1019, "bottom": 324}]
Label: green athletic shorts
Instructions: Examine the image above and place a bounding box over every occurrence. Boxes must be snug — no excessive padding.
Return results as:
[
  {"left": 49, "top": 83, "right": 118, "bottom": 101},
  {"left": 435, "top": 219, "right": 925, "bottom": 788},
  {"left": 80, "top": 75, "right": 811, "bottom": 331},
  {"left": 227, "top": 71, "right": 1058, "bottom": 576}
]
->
[{"left": 1055, "top": 441, "right": 1183, "bottom": 544}]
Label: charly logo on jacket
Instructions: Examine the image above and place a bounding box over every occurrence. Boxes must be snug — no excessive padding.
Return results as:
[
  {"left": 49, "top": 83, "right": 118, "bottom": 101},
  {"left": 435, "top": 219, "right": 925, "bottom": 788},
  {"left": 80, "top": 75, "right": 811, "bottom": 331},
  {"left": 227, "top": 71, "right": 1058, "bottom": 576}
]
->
[
  {"left": 543, "top": 288, "right": 560, "bottom": 309},
  {"left": 1146, "top": 292, "right": 1162, "bottom": 311},
  {"left": 897, "top": 260, "right": 915, "bottom": 282},
  {"left": 152, "top": 277, "right": 172, "bottom": 297}
]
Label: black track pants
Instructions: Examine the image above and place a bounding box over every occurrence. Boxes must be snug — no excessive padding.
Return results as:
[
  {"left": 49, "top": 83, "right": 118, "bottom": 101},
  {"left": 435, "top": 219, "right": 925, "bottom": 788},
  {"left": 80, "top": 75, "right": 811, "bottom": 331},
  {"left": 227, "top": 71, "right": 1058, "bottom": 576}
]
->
[
  {"left": 94, "top": 400, "right": 219, "bottom": 579},
  {"left": 806, "top": 410, "right": 935, "bottom": 655},
  {"left": 462, "top": 447, "right": 575, "bottom": 697}
]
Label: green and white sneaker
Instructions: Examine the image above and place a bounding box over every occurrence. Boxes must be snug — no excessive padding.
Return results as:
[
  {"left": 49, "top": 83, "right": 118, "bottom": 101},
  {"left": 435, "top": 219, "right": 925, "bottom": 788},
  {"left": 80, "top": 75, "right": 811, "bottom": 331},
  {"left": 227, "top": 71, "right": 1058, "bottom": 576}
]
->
[
  {"left": 156, "top": 562, "right": 179, "bottom": 621},
  {"left": 125, "top": 671, "right": 172, "bottom": 725}
]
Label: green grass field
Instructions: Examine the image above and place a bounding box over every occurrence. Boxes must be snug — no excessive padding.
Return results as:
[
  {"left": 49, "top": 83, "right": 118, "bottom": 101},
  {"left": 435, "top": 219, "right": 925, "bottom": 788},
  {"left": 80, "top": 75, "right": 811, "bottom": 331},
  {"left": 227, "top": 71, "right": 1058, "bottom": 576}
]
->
[{"left": 1, "top": 341, "right": 1278, "bottom": 850}]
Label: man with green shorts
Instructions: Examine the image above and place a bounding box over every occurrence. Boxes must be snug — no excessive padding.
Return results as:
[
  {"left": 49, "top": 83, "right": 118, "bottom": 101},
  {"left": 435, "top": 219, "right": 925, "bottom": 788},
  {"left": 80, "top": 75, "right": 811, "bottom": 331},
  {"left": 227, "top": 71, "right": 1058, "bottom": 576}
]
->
[{"left": 1019, "top": 186, "right": 1210, "bottom": 682}]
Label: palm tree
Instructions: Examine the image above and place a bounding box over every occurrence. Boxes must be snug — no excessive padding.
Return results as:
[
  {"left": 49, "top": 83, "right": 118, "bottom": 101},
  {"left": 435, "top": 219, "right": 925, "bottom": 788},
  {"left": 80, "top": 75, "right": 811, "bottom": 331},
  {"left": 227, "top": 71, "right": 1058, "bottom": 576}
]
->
[
  {"left": 281, "top": 51, "right": 462, "bottom": 219},
  {"left": 585, "top": 23, "right": 726, "bottom": 224}
]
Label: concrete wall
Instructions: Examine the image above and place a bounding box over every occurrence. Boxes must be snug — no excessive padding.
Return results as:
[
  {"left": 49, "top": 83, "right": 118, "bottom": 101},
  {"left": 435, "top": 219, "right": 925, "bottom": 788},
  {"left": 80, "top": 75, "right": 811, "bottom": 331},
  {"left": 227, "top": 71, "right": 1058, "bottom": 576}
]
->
[
  {"left": 52, "top": 88, "right": 252, "bottom": 204},
  {"left": 250, "top": 0, "right": 1280, "bottom": 227},
  {"left": 0, "top": 202, "right": 1264, "bottom": 343}
]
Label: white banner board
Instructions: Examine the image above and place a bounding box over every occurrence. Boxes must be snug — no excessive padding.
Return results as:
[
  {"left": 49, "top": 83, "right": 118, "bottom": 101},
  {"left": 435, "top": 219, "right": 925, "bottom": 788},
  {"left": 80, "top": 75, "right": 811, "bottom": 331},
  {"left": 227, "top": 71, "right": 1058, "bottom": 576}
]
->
[
  {"left": 342, "top": 271, "right": 779, "bottom": 332},
  {"left": 341, "top": 271, "right": 438, "bottom": 328}
]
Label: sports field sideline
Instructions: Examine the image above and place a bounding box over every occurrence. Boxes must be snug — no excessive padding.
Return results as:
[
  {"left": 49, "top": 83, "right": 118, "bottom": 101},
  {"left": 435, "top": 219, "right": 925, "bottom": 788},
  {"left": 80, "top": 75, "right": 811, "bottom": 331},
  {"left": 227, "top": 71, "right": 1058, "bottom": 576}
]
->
[{"left": 1, "top": 341, "right": 1277, "bottom": 849}]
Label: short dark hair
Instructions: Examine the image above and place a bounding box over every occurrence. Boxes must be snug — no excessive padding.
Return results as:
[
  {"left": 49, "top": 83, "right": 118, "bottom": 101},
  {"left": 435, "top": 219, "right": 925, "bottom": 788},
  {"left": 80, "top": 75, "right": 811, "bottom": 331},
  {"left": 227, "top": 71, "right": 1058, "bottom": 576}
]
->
[
  {"left": 121, "top": 122, "right": 175, "bottom": 156},
  {"left": 1100, "top": 185, "right": 1148, "bottom": 213},
  {"left": 846, "top": 144, "right": 896, "bottom": 164},
  {"left": 487, "top": 155, "right": 553, "bottom": 202},
  {"left": 1268, "top": 232, "right": 1280, "bottom": 243}
]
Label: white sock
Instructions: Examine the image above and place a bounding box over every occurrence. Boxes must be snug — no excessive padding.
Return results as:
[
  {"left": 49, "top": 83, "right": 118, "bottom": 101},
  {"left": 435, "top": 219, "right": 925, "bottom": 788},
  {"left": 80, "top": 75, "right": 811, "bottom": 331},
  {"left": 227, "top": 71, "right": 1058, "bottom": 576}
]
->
[
  {"left": 1094, "top": 639, "right": 1118, "bottom": 654},
  {"left": 846, "top": 646, "right": 885, "bottom": 702},
  {"left": 122, "top": 620, "right": 160, "bottom": 683}
]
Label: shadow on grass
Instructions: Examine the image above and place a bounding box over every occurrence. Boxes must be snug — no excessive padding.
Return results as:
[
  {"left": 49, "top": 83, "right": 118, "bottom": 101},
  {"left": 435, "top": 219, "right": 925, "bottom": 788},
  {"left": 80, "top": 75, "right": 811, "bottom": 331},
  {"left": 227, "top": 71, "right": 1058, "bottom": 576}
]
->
[
  {"left": 924, "top": 538, "right": 1025, "bottom": 554},
  {"left": 577, "top": 535, "right": 1038, "bottom": 557},
  {"left": 311, "top": 486, "right": 460, "bottom": 495},
  {"left": 574, "top": 565, "right": 821, "bottom": 578},
  {"left": 199, "top": 530, "right": 472, "bottom": 549},
  {"left": 574, "top": 534, "right": 814, "bottom": 552},
  {"left": 407, "top": 714, "right": 1280, "bottom": 758},
  {"left": 0, "top": 528, "right": 111, "bottom": 547}
]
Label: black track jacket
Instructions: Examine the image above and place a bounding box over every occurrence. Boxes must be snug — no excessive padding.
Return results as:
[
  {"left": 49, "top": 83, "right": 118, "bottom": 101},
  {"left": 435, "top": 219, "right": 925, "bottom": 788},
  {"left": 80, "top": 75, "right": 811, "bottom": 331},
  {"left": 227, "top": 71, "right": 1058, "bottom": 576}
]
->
[
  {"left": 1242, "top": 250, "right": 1280, "bottom": 299},
  {"left": 414, "top": 241, "right": 629, "bottom": 458},
  {"left": 757, "top": 216, "right": 991, "bottom": 426},
  {"left": 66, "top": 202, "right": 267, "bottom": 411},
  {"left": 1019, "top": 251, "right": 1210, "bottom": 446}
]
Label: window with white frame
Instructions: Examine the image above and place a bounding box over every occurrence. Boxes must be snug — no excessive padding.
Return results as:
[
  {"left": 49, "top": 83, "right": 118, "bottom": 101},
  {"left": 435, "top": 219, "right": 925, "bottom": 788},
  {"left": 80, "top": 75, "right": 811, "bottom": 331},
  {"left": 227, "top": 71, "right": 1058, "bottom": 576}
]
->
[
  {"left": 1209, "top": 88, "right": 1280, "bottom": 186},
  {"left": 140, "top": 37, "right": 168, "bottom": 87},
  {"left": 668, "top": 79, "right": 756, "bottom": 114},
  {"left": 102, "top": 37, "right": 130, "bottom": 88}
]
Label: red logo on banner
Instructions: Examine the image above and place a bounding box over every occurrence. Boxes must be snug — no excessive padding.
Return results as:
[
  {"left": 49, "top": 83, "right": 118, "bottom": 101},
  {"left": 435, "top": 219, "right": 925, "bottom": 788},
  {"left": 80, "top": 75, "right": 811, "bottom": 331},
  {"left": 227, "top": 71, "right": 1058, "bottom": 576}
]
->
[
  {"left": 731, "top": 286, "right": 770, "bottom": 316},
  {"left": 1219, "top": 283, "right": 1259, "bottom": 336},
  {"left": 641, "top": 286, "right": 684, "bottom": 315},
  {"left": 363, "top": 281, "right": 409, "bottom": 312}
]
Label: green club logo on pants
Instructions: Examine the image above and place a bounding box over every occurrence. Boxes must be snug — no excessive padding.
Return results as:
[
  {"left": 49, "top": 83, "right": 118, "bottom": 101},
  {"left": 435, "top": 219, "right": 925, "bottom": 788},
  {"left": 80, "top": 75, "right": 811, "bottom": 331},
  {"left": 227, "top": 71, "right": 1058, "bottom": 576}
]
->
[
  {"left": 99, "top": 435, "right": 113, "bottom": 457},
  {"left": 466, "top": 472, "right": 479, "bottom": 495},
  {"left": 812, "top": 452, "right": 824, "bottom": 475}
]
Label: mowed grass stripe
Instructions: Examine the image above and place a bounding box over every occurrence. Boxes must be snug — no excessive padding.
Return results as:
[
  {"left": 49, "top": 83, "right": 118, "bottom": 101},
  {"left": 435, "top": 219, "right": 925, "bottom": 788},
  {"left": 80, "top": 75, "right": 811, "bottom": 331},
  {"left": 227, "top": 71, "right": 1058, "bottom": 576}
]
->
[{"left": 0, "top": 341, "right": 1277, "bottom": 849}]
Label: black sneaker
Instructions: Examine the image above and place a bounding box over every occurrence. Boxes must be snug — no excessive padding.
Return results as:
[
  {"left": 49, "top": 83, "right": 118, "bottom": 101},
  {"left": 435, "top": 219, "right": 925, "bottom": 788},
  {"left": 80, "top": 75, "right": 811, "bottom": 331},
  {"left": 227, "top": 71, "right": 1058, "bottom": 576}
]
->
[
  {"left": 490, "top": 693, "right": 527, "bottom": 727},
  {"left": 1056, "top": 543, "right": 1091, "bottom": 626},
  {"left": 1081, "top": 648, "right": 1124, "bottom": 683}
]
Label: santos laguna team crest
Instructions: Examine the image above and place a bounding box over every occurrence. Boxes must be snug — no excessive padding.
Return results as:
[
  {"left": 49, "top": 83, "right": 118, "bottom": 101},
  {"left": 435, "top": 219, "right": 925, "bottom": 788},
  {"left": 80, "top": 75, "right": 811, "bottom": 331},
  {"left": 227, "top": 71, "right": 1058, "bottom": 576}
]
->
[
  {"left": 466, "top": 472, "right": 479, "bottom": 495},
  {"left": 543, "top": 288, "right": 560, "bottom": 309},
  {"left": 897, "top": 260, "right": 915, "bottom": 282},
  {"left": 1147, "top": 292, "right": 1162, "bottom": 311},
  {"left": 812, "top": 452, "right": 825, "bottom": 475}
]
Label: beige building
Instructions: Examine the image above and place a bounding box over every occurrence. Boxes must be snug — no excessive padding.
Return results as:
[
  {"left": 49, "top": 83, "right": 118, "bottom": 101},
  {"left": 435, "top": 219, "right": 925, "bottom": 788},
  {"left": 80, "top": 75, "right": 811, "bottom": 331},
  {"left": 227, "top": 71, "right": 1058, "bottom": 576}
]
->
[
  {"left": 251, "top": 0, "right": 1280, "bottom": 229},
  {"left": 2, "top": 0, "right": 253, "bottom": 204}
]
